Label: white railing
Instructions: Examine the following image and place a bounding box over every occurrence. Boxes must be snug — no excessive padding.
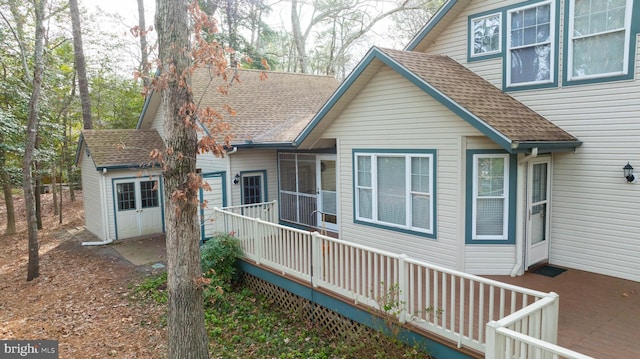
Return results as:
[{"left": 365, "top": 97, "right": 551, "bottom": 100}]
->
[
  {"left": 485, "top": 294, "right": 593, "bottom": 359},
  {"left": 211, "top": 207, "right": 588, "bottom": 358},
  {"left": 221, "top": 201, "right": 278, "bottom": 223}
]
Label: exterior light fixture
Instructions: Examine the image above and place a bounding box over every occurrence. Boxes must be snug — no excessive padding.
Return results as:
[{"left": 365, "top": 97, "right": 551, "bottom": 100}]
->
[
  {"left": 234, "top": 173, "right": 240, "bottom": 185},
  {"left": 623, "top": 162, "right": 636, "bottom": 183}
]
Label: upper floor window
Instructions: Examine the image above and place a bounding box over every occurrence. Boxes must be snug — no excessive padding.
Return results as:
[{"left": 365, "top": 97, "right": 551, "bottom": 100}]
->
[
  {"left": 507, "top": 1, "right": 555, "bottom": 87},
  {"left": 567, "top": 0, "right": 632, "bottom": 80},
  {"left": 355, "top": 152, "right": 435, "bottom": 235},
  {"left": 471, "top": 13, "right": 502, "bottom": 57}
]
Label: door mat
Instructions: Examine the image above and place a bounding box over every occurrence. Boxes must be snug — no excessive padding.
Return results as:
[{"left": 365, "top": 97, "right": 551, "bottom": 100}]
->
[{"left": 531, "top": 265, "right": 566, "bottom": 278}]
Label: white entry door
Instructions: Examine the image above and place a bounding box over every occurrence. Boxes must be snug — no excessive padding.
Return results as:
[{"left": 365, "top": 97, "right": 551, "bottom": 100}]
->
[
  {"left": 526, "top": 158, "right": 551, "bottom": 267},
  {"left": 316, "top": 155, "right": 338, "bottom": 232},
  {"left": 115, "top": 178, "right": 163, "bottom": 239}
]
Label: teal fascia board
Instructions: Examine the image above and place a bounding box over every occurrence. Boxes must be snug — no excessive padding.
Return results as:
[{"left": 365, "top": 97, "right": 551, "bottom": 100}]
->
[
  {"left": 295, "top": 47, "right": 514, "bottom": 152},
  {"left": 240, "top": 261, "right": 474, "bottom": 359},
  {"left": 135, "top": 88, "right": 155, "bottom": 129},
  {"left": 234, "top": 142, "right": 297, "bottom": 149},
  {"left": 294, "top": 47, "right": 382, "bottom": 147},
  {"left": 405, "top": 0, "right": 460, "bottom": 51}
]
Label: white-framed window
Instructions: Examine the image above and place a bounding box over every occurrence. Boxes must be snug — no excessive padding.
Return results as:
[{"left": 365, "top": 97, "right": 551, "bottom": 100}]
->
[
  {"left": 472, "top": 154, "right": 509, "bottom": 240},
  {"left": 567, "top": 0, "right": 632, "bottom": 80},
  {"left": 507, "top": 0, "right": 555, "bottom": 87},
  {"left": 355, "top": 152, "right": 434, "bottom": 234},
  {"left": 471, "top": 12, "right": 502, "bottom": 57}
]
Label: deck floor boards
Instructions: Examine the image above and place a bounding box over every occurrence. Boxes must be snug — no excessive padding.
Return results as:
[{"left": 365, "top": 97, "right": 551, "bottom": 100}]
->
[{"left": 487, "top": 268, "right": 640, "bottom": 358}]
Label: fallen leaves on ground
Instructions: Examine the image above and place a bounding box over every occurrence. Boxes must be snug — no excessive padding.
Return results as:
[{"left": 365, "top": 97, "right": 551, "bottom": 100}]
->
[{"left": 0, "top": 191, "right": 166, "bottom": 358}]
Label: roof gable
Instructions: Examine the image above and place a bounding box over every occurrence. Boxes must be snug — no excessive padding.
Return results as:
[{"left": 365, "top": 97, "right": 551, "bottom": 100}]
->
[
  {"left": 296, "top": 47, "right": 580, "bottom": 153},
  {"left": 404, "top": 0, "right": 471, "bottom": 52},
  {"left": 138, "top": 69, "right": 339, "bottom": 147},
  {"left": 77, "top": 129, "right": 165, "bottom": 170}
]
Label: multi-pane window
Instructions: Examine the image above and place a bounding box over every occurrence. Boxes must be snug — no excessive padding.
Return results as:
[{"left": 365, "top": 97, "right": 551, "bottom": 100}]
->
[
  {"left": 471, "top": 13, "right": 502, "bottom": 57},
  {"left": 140, "top": 180, "right": 159, "bottom": 208},
  {"left": 568, "top": 0, "right": 631, "bottom": 80},
  {"left": 117, "top": 182, "right": 136, "bottom": 211},
  {"left": 472, "top": 154, "right": 509, "bottom": 239},
  {"left": 507, "top": 1, "right": 554, "bottom": 86},
  {"left": 355, "top": 152, "right": 433, "bottom": 234},
  {"left": 242, "top": 175, "right": 262, "bottom": 205}
]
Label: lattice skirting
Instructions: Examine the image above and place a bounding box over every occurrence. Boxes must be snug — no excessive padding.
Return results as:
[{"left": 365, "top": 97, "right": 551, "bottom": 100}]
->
[{"left": 241, "top": 273, "right": 377, "bottom": 341}]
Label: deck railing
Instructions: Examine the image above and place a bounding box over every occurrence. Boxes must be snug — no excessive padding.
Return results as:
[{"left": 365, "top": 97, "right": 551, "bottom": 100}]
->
[{"left": 211, "top": 207, "right": 591, "bottom": 358}]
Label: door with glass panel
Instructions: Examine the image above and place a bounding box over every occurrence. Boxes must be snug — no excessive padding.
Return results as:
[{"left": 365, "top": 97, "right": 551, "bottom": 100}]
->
[
  {"left": 527, "top": 157, "right": 551, "bottom": 267},
  {"left": 114, "top": 178, "right": 163, "bottom": 239},
  {"left": 316, "top": 155, "right": 337, "bottom": 232}
]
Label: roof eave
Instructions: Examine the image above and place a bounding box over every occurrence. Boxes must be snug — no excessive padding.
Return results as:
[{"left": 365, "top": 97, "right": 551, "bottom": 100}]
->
[
  {"left": 234, "top": 142, "right": 297, "bottom": 150},
  {"left": 510, "top": 140, "right": 583, "bottom": 154}
]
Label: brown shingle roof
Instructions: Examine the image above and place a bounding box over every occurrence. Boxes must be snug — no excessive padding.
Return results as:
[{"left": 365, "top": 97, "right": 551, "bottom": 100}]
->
[
  {"left": 191, "top": 69, "right": 339, "bottom": 144},
  {"left": 81, "top": 129, "right": 164, "bottom": 169},
  {"left": 378, "top": 48, "right": 578, "bottom": 144}
]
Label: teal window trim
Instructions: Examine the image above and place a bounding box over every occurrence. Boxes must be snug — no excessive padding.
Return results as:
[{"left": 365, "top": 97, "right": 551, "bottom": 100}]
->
[
  {"left": 468, "top": 11, "right": 504, "bottom": 62},
  {"left": 503, "top": 0, "right": 559, "bottom": 91},
  {"left": 352, "top": 149, "right": 437, "bottom": 239},
  {"left": 465, "top": 150, "right": 517, "bottom": 245},
  {"left": 199, "top": 171, "right": 227, "bottom": 243},
  {"left": 239, "top": 170, "right": 268, "bottom": 205},
  {"left": 562, "top": 0, "right": 637, "bottom": 86}
]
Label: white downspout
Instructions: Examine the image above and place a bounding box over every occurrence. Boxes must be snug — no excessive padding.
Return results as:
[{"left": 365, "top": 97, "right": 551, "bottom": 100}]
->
[
  {"left": 511, "top": 148, "right": 538, "bottom": 276},
  {"left": 83, "top": 168, "right": 114, "bottom": 246},
  {"left": 225, "top": 147, "right": 238, "bottom": 206}
]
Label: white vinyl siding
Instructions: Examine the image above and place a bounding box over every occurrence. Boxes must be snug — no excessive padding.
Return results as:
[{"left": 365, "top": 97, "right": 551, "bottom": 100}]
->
[
  {"left": 354, "top": 152, "right": 434, "bottom": 234},
  {"left": 416, "top": 0, "right": 640, "bottom": 281},
  {"left": 506, "top": 0, "right": 555, "bottom": 87},
  {"left": 79, "top": 150, "right": 105, "bottom": 240},
  {"left": 567, "top": 0, "right": 632, "bottom": 80},
  {"left": 230, "top": 149, "right": 278, "bottom": 207},
  {"left": 472, "top": 154, "right": 509, "bottom": 240},
  {"left": 320, "top": 68, "right": 487, "bottom": 270}
]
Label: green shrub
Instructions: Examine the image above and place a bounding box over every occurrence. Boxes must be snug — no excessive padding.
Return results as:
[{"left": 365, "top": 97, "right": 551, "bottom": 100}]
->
[{"left": 201, "top": 232, "right": 244, "bottom": 291}]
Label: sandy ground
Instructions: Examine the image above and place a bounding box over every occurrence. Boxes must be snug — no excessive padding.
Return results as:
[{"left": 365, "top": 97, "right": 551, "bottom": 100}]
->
[{"left": 0, "top": 190, "right": 167, "bottom": 358}]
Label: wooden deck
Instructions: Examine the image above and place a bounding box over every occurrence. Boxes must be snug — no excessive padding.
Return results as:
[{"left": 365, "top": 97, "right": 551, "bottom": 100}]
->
[{"left": 487, "top": 268, "right": 640, "bottom": 358}]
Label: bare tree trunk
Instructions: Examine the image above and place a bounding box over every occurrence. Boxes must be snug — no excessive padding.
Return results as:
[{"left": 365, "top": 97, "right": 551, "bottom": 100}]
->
[
  {"left": 290, "top": 0, "right": 307, "bottom": 73},
  {"left": 0, "top": 164, "right": 16, "bottom": 236},
  {"left": 52, "top": 163, "right": 58, "bottom": 215},
  {"left": 137, "top": 0, "right": 151, "bottom": 89},
  {"left": 34, "top": 136, "right": 42, "bottom": 230},
  {"left": 23, "top": 0, "right": 46, "bottom": 282},
  {"left": 156, "top": 0, "right": 209, "bottom": 357},
  {"left": 69, "top": 0, "right": 92, "bottom": 129}
]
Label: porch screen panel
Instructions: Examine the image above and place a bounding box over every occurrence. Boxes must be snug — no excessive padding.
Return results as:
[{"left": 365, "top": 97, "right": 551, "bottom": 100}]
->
[
  {"left": 279, "top": 154, "right": 296, "bottom": 191},
  {"left": 377, "top": 156, "right": 406, "bottom": 226},
  {"left": 278, "top": 153, "right": 317, "bottom": 227},
  {"left": 296, "top": 155, "right": 316, "bottom": 194}
]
